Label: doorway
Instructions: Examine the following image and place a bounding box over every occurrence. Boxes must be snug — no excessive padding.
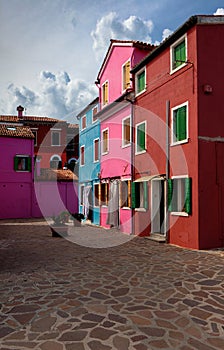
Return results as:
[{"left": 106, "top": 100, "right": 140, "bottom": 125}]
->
[{"left": 151, "top": 179, "right": 165, "bottom": 234}]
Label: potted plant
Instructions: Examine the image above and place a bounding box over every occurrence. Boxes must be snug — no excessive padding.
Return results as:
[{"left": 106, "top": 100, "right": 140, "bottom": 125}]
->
[
  {"left": 70, "top": 213, "right": 85, "bottom": 227},
  {"left": 51, "top": 211, "right": 70, "bottom": 237}
]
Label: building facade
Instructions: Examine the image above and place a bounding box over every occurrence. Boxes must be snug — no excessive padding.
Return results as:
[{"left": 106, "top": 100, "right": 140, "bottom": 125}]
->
[{"left": 132, "top": 15, "right": 224, "bottom": 249}]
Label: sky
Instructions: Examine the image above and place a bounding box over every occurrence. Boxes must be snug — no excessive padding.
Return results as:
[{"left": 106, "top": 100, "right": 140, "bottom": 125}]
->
[{"left": 0, "top": 0, "right": 224, "bottom": 123}]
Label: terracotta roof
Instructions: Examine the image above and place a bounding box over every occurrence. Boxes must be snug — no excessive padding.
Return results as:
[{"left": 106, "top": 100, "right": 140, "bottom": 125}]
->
[
  {"left": 68, "top": 123, "right": 79, "bottom": 129},
  {"left": 0, "top": 115, "right": 66, "bottom": 124},
  {"left": 0, "top": 124, "right": 34, "bottom": 139},
  {"left": 36, "top": 168, "right": 78, "bottom": 181}
]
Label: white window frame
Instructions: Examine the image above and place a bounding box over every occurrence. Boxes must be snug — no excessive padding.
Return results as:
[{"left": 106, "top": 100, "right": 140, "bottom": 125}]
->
[
  {"left": 102, "top": 80, "right": 109, "bottom": 107},
  {"left": 135, "top": 67, "right": 146, "bottom": 96},
  {"left": 80, "top": 145, "right": 85, "bottom": 166},
  {"left": 101, "top": 128, "right": 109, "bottom": 155},
  {"left": 81, "top": 115, "right": 87, "bottom": 130},
  {"left": 92, "top": 105, "right": 98, "bottom": 123},
  {"left": 171, "top": 101, "right": 189, "bottom": 146},
  {"left": 122, "top": 58, "right": 131, "bottom": 92},
  {"left": 171, "top": 175, "right": 189, "bottom": 217},
  {"left": 51, "top": 129, "right": 61, "bottom": 146},
  {"left": 135, "top": 121, "right": 147, "bottom": 155},
  {"left": 120, "top": 178, "right": 131, "bottom": 210},
  {"left": 170, "top": 34, "right": 187, "bottom": 74},
  {"left": 93, "top": 138, "right": 100, "bottom": 163},
  {"left": 134, "top": 181, "right": 147, "bottom": 212},
  {"left": 122, "top": 116, "right": 131, "bottom": 148}
]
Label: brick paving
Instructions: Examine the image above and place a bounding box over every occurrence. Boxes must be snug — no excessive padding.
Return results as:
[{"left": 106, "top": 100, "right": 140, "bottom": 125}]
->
[{"left": 0, "top": 219, "right": 224, "bottom": 349}]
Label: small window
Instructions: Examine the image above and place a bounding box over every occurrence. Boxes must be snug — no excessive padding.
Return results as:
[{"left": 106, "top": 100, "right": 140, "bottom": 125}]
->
[
  {"left": 120, "top": 180, "right": 131, "bottom": 208},
  {"left": 81, "top": 115, "right": 86, "bottom": 130},
  {"left": 131, "top": 181, "right": 148, "bottom": 210},
  {"left": 168, "top": 177, "right": 192, "bottom": 215},
  {"left": 171, "top": 102, "right": 188, "bottom": 145},
  {"left": 122, "top": 60, "right": 131, "bottom": 91},
  {"left": 136, "top": 121, "right": 146, "bottom": 154},
  {"left": 102, "top": 81, "right": 109, "bottom": 106},
  {"left": 136, "top": 68, "right": 146, "bottom": 95},
  {"left": 80, "top": 145, "right": 85, "bottom": 166},
  {"left": 101, "top": 183, "right": 109, "bottom": 206},
  {"left": 102, "top": 128, "right": 109, "bottom": 154},
  {"left": 50, "top": 155, "right": 62, "bottom": 169},
  {"left": 94, "top": 138, "right": 99, "bottom": 162},
  {"left": 94, "top": 183, "right": 100, "bottom": 207},
  {"left": 171, "top": 36, "right": 187, "bottom": 73},
  {"left": 92, "top": 106, "right": 98, "bottom": 123},
  {"left": 51, "top": 131, "right": 60, "bottom": 146},
  {"left": 14, "top": 155, "right": 32, "bottom": 172},
  {"left": 122, "top": 116, "right": 131, "bottom": 147}
]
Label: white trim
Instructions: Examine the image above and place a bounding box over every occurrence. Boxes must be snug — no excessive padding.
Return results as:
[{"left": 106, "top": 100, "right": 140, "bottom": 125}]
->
[
  {"left": 80, "top": 145, "right": 85, "bottom": 166},
  {"left": 50, "top": 154, "right": 61, "bottom": 161},
  {"left": 135, "top": 67, "right": 146, "bottom": 96},
  {"left": 51, "top": 130, "right": 61, "bottom": 146},
  {"left": 120, "top": 178, "right": 131, "bottom": 209},
  {"left": 170, "top": 175, "right": 189, "bottom": 217},
  {"left": 170, "top": 34, "right": 187, "bottom": 74},
  {"left": 81, "top": 115, "right": 87, "bottom": 131},
  {"left": 122, "top": 115, "right": 131, "bottom": 148},
  {"left": 135, "top": 120, "right": 147, "bottom": 155},
  {"left": 121, "top": 58, "right": 131, "bottom": 93},
  {"left": 101, "top": 127, "right": 109, "bottom": 155},
  {"left": 93, "top": 137, "right": 100, "bottom": 163},
  {"left": 171, "top": 101, "right": 189, "bottom": 146},
  {"left": 92, "top": 105, "right": 98, "bottom": 123},
  {"left": 102, "top": 80, "right": 109, "bottom": 107}
]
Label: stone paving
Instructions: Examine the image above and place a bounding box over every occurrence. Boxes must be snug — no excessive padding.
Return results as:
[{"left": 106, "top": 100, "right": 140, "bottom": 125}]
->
[{"left": 0, "top": 219, "right": 224, "bottom": 350}]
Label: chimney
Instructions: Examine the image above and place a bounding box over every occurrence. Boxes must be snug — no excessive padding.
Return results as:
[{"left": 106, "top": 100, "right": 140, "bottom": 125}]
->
[{"left": 17, "top": 105, "right": 24, "bottom": 118}]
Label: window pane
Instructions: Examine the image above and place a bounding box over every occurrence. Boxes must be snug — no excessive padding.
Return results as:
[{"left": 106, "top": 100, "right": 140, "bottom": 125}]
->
[
  {"left": 102, "top": 129, "right": 108, "bottom": 153},
  {"left": 52, "top": 132, "right": 60, "bottom": 146},
  {"left": 137, "top": 123, "right": 145, "bottom": 152},
  {"left": 137, "top": 70, "right": 145, "bottom": 93},
  {"left": 174, "top": 40, "right": 186, "bottom": 69},
  {"left": 94, "top": 184, "right": 100, "bottom": 207},
  {"left": 123, "top": 118, "right": 131, "bottom": 145},
  {"left": 94, "top": 139, "right": 99, "bottom": 161}
]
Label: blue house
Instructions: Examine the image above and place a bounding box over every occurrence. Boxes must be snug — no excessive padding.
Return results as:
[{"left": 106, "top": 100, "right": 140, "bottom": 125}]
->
[{"left": 77, "top": 97, "right": 100, "bottom": 225}]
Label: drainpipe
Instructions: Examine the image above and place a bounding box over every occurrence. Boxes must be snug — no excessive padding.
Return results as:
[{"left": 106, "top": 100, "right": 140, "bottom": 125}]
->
[{"left": 165, "top": 100, "right": 170, "bottom": 242}]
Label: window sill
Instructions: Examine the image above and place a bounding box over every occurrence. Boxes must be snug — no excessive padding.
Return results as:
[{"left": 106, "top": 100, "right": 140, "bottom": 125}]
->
[
  {"left": 171, "top": 212, "right": 189, "bottom": 217},
  {"left": 93, "top": 160, "right": 99, "bottom": 163},
  {"left": 122, "top": 143, "right": 131, "bottom": 149},
  {"left": 171, "top": 138, "right": 188, "bottom": 146},
  {"left": 135, "top": 208, "right": 147, "bottom": 212},
  {"left": 135, "top": 88, "right": 146, "bottom": 97},
  {"left": 135, "top": 150, "right": 146, "bottom": 155},
  {"left": 121, "top": 207, "right": 131, "bottom": 210},
  {"left": 51, "top": 145, "right": 61, "bottom": 147},
  {"left": 102, "top": 152, "right": 109, "bottom": 156},
  {"left": 170, "top": 62, "right": 187, "bottom": 75}
]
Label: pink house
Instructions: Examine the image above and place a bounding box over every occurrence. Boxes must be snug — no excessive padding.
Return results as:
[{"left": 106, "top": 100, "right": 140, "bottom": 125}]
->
[
  {"left": 0, "top": 124, "right": 34, "bottom": 219},
  {"left": 96, "top": 40, "right": 154, "bottom": 233}
]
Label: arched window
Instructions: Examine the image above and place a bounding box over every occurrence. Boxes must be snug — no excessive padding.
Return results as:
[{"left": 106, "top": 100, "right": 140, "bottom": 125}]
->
[{"left": 50, "top": 155, "right": 62, "bottom": 169}]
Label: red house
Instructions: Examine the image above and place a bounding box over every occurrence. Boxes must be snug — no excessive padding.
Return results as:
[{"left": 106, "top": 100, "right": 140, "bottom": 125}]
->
[{"left": 132, "top": 15, "right": 224, "bottom": 249}]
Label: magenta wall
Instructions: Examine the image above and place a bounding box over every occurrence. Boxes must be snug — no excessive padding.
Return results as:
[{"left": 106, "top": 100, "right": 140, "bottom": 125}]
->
[
  {"left": 0, "top": 137, "right": 33, "bottom": 219},
  {"left": 33, "top": 181, "right": 78, "bottom": 218}
]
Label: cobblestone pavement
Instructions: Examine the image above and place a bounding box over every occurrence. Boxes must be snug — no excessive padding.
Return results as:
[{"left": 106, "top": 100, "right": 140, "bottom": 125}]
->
[{"left": 0, "top": 219, "right": 224, "bottom": 350}]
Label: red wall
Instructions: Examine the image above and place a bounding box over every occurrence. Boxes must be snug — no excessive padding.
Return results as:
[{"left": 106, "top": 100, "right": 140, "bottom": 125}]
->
[{"left": 134, "top": 27, "right": 200, "bottom": 248}]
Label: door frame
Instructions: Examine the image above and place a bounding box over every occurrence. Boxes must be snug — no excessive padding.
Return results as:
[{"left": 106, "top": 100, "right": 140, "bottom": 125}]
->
[{"left": 151, "top": 178, "right": 166, "bottom": 235}]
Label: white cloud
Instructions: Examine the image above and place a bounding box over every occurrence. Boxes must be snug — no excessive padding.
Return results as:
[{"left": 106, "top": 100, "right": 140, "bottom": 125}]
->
[
  {"left": 0, "top": 71, "right": 97, "bottom": 122},
  {"left": 91, "top": 12, "right": 153, "bottom": 61},
  {"left": 162, "top": 28, "right": 173, "bottom": 41},
  {"left": 214, "top": 8, "right": 224, "bottom": 15}
]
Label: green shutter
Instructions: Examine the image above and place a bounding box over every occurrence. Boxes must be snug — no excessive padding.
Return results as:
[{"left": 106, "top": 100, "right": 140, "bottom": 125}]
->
[
  {"left": 176, "top": 106, "right": 186, "bottom": 141},
  {"left": 185, "top": 177, "right": 192, "bottom": 214},
  {"left": 14, "top": 156, "right": 18, "bottom": 171},
  {"left": 138, "top": 70, "right": 145, "bottom": 92},
  {"left": 27, "top": 157, "right": 32, "bottom": 172},
  {"left": 137, "top": 123, "right": 145, "bottom": 152},
  {"left": 131, "top": 182, "right": 140, "bottom": 209},
  {"left": 143, "top": 181, "right": 148, "bottom": 210},
  {"left": 174, "top": 40, "right": 186, "bottom": 68},
  {"left": 167, "top": 179, "right": 173, "bottom": 212}
]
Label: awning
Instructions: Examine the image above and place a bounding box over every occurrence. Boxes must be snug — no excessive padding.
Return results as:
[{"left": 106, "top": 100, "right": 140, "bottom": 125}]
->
[{"left": 134, "top": 174, "right": 165, "bottom": 182}]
